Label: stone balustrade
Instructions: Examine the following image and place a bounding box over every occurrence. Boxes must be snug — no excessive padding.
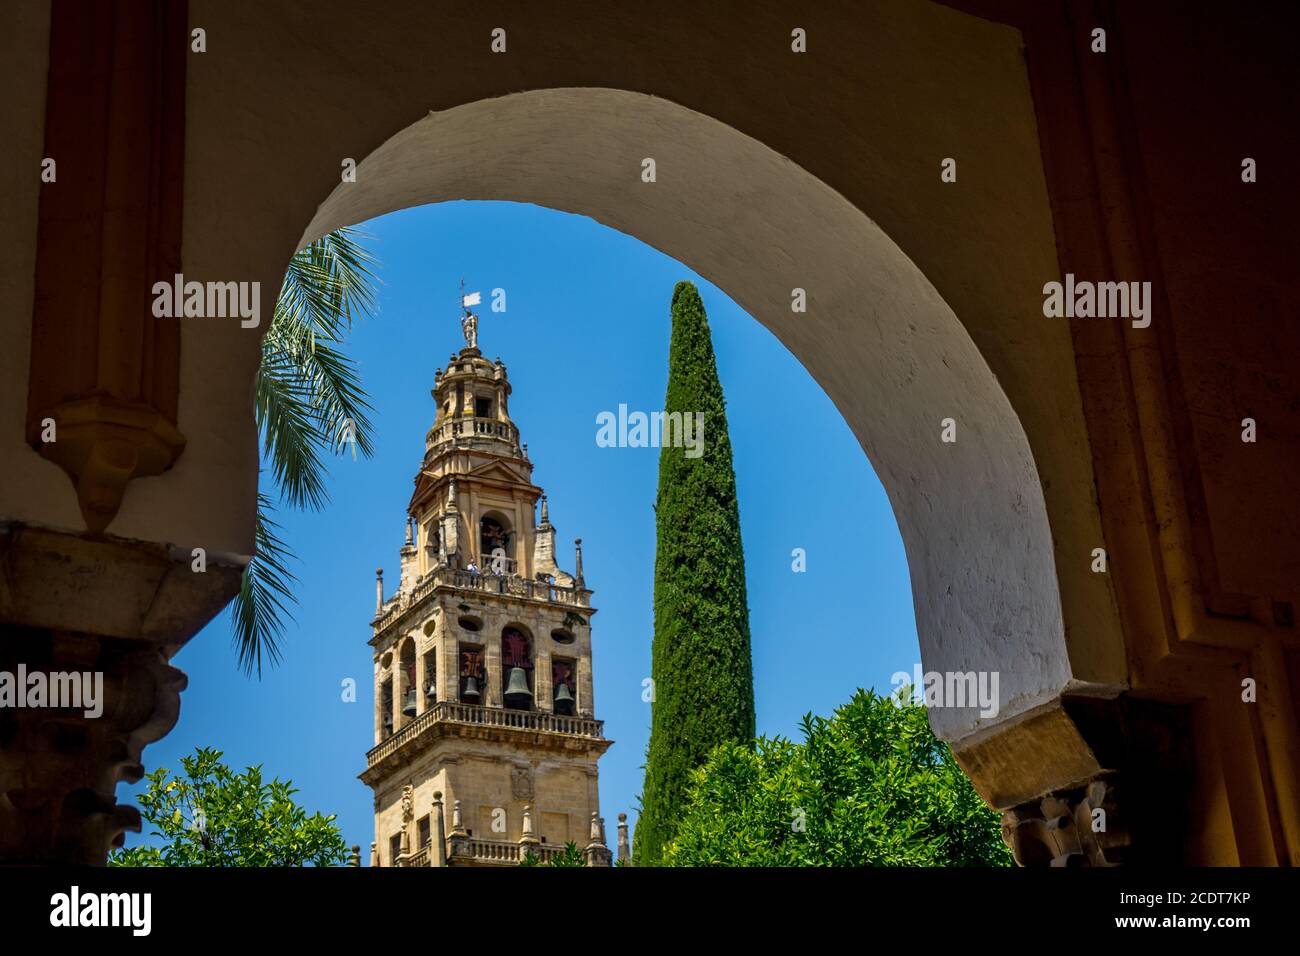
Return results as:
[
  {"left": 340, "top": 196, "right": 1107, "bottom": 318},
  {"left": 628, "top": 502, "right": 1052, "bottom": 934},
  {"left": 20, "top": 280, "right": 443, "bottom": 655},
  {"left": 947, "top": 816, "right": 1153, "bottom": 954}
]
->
[
  {"left": 372, "top": 565, "right": 590, "bottom": 634},
  {"left": 367, "top": 700, "right": 605, "bottom": 768}
]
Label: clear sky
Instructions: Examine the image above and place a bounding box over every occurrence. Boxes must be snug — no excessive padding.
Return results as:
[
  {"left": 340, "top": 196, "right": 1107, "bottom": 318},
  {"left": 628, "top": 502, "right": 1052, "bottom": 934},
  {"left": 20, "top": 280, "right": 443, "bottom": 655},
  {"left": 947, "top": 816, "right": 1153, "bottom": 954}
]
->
[{"left": 119, "top": 200, "right": 921, "bottom": 857}]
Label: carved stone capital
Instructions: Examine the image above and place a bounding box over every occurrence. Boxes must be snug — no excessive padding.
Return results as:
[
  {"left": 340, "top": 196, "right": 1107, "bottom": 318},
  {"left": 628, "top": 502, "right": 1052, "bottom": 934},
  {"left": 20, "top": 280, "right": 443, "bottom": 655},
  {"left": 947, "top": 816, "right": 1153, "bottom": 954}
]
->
[
  {"left": 1002, "top": 776, "right": 1129, "bottom": 866},
  {"left": 0, "top": 628, "right": 187, "bottom": 865}
]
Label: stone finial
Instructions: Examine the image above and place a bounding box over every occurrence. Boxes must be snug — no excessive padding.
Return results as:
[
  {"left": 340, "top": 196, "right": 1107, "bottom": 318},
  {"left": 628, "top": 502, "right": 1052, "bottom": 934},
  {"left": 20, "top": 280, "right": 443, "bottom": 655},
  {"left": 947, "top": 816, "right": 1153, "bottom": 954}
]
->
[
  {"left": 375, "top": 568, "right": 384, "bottom": 615},
  {"left": 539, "top": 495, "right": 550, "bottom": 528},
  {"left": 617, "top": 813, "right": 630, "bottom": 864},
  {"left": 574, "top": 538, "right": 585, "bottom": 587},
  {"left": 589, "top": 810, "right": 601, "bottom": 843},
  {"left": 432, "top": 792, "right": 447, "bottom": 868},
  {"left": 348, "top": 844, "right": 361, "bottom": 867},
  {"left": 370, "top": 841, "right": 378, "bottom": 868},
  {"left": 447, "top": 477, "right": 459, "bottom": 511},
  {"left": 405, "top": 516, "right": 414, "bottom": 547},
  {"left": 451, "top": 799, "right": 464, "bottom": 832},
  {"left": 521, "top": 804, "right": 539, "bottom": 845}
]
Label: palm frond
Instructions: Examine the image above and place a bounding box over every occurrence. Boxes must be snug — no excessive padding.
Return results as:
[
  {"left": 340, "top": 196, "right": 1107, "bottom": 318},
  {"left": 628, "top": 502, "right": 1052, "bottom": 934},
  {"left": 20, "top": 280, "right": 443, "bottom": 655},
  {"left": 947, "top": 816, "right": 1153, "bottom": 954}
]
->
[
  {"left": 233, "top": 227, "right": 380, "bottom": 674},
  {"left": 231, "top": 494, "right": 299, "bottom": 677}
]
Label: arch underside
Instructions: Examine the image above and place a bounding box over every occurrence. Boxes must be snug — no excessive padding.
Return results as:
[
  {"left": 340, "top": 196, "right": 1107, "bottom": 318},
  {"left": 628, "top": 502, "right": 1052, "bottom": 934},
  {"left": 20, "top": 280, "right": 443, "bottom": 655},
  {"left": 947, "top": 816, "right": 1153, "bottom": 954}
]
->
[{"left": 301, "top": 88, "right": 1072, "bottom": 743}]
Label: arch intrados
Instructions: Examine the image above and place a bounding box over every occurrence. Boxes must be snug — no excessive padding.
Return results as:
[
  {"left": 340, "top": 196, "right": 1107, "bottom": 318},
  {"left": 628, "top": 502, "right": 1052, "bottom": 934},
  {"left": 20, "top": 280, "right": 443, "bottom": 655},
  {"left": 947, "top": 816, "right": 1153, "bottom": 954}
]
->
[{"left": 298, "top": 87, "right": 1068, "bottom": 743}]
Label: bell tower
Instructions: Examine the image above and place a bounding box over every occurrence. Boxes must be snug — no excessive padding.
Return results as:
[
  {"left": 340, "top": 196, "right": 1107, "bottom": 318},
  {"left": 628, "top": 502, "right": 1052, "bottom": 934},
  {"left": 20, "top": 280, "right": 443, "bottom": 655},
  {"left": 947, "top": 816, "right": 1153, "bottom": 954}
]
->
[{"left": 360, "top": 296, "right": 613, "bottom": 866}]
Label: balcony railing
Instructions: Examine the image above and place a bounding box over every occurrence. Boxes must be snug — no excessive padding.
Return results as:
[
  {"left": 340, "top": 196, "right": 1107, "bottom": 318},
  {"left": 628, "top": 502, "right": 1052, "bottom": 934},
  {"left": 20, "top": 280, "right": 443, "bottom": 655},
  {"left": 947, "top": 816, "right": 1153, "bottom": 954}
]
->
[
  {"left": 430, "top": 567, "right": 589, "bottom": 606},
  {"left": 393, "top": 837, "right": 576, "bottom": 867},
  {"left": 367, "top": 700, "right": 605, "bottom": 767},
  {"left": 462, "top": 838, "right": 520, "bottom": 864},
  {"left": 427, "top": 416, "right": 519, "bottom": 448},
  {"left": 373, "top": 565, "right": 589, "bottom": 634}
]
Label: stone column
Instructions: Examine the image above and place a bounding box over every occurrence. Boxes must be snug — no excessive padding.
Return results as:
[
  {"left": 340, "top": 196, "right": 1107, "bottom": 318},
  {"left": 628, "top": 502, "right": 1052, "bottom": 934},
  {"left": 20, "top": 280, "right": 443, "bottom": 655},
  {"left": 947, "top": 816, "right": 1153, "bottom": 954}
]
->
[{"left": 0, "top": 0, "right": 248, "bottom": 868}]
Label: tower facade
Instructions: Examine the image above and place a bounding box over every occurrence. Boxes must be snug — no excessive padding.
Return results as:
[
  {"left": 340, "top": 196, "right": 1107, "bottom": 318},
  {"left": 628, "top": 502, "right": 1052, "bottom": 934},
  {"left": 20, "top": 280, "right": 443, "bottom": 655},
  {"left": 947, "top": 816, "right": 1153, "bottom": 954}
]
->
[{"left": 360, "top": 307, "right": 612, "bottom": 866}]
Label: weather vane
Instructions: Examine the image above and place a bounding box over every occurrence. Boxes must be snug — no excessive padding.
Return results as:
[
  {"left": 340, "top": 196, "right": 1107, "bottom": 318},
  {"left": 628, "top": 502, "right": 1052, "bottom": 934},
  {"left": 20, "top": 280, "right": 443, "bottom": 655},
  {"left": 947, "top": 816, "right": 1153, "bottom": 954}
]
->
[{"left": 459, "top": 277, "right": 481, "bottom": 349}]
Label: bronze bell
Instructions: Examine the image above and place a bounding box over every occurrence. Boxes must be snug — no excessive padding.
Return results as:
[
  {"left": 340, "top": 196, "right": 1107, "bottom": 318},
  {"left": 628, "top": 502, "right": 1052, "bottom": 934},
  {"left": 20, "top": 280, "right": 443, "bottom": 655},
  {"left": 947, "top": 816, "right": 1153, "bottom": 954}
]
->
[
  {"left": 401, "top": 687, "right": 417, "bottom": 718},
  {"left": 504, "top": 666, "right": 533, "bottom": 706},
  {"left": 554, "top": 682, "right": 575, "bottom": 714},
  {"left": 425, "top": 679, "right": 437, "bottom": 701},
  {"left": 462, "top": 675, "right": 481, "bottom": 701}
]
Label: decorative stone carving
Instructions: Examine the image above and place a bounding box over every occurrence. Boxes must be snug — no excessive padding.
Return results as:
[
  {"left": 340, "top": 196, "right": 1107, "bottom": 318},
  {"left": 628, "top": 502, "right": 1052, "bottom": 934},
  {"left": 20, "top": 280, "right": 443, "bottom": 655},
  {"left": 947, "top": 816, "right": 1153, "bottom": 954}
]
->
[
  {"left": 0, "top": 628, "right": 188, "bottom": 864},
  {"left": 511, "top": 765, "right": 534, "bottom": 800},
  {"left": 1002, "top": 777, "right": 1128, "bottom": 866}
]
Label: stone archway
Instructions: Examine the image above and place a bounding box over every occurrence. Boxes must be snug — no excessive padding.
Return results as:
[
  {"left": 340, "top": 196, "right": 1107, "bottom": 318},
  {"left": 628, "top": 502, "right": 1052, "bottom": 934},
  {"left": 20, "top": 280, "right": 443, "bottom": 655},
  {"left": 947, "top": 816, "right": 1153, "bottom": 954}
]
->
[
  {"left": 13, "top": 0, "right": 1294, "bottom": 867},
  {"left": 297, "top": 87, "right": 1094, "bottom": 753}
]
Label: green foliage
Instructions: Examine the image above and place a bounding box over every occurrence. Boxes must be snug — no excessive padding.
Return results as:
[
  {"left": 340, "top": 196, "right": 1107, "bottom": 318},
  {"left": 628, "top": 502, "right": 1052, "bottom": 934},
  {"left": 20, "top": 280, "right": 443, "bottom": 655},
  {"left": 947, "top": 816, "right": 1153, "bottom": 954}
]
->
[
  {"left": 109, "top": 747, "right": 349, "bottom": 867},
  {"left": 636, "top": 281, "right": 755, "bottom": 865},
  {"left": 662, "top": 689, "right": 1013, "bottom": 867},
  {"left": 232, "top": 227, "right": 379, "bottom": 676},
  {"left": 521, "top": 842, "right": 586, "bottom": 867}
]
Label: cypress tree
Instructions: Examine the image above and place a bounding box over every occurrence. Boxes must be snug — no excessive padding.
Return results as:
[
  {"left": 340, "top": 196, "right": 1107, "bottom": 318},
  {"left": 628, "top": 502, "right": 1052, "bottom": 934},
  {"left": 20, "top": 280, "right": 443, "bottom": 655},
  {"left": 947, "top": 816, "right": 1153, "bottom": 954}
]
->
[{"left": 635, "top": 281, "right": 755, "bottom": 865}]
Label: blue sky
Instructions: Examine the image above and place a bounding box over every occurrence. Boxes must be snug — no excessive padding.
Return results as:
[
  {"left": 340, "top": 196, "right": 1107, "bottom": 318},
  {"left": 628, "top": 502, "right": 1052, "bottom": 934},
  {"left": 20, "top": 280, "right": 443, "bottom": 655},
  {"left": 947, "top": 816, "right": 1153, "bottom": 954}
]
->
[{"left": 119, "top": 200, "right": 920, "bottom": 857}]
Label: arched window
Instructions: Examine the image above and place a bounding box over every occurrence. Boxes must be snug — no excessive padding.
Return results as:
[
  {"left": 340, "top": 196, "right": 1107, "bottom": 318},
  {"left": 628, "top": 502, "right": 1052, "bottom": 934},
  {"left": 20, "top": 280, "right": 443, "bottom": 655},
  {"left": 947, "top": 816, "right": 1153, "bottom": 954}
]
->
[
  {"left": 398, "top": 640, "right": 417, "bottom": 724},
  {"left": 479, "top": 514, "right": 513, "bottom": 570},
  {"left": 501, "top": 626, "right": 533, "bottom": 711},
  {"left": 552, "top": 658, "right": 576, "bottom": 716},
  {"left": 423, "top": 650, "right": 437, "bottom": 707},
  {"left": 458, "top": 644, "right": 485, "bottom": 704},
  {"left": 380, "top": 678, "right": 393, "bottom": 737}
]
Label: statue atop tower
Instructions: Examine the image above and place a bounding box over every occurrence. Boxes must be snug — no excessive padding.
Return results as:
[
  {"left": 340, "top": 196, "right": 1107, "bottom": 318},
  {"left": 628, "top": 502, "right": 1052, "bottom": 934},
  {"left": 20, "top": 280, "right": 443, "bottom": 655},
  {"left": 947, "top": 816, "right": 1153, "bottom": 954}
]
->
[{"left": 459, "top": 284, "right": 480, "bottom": 350}]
